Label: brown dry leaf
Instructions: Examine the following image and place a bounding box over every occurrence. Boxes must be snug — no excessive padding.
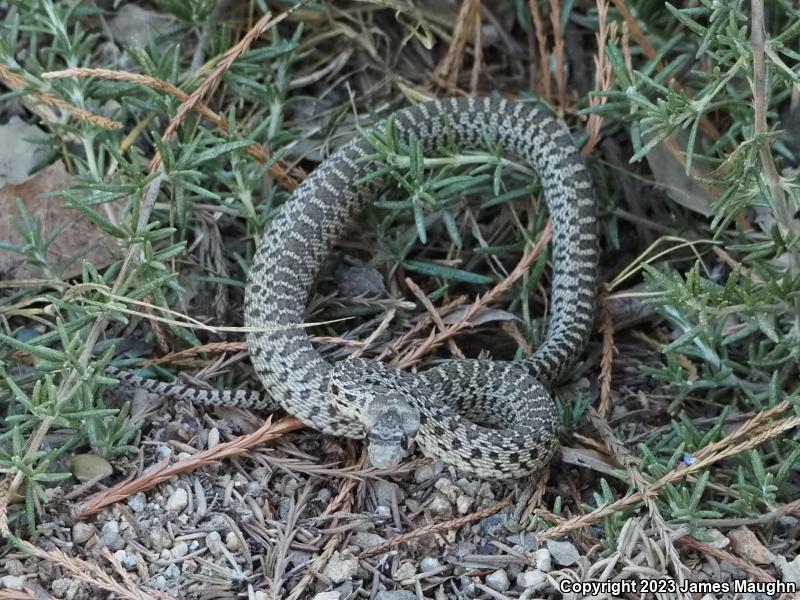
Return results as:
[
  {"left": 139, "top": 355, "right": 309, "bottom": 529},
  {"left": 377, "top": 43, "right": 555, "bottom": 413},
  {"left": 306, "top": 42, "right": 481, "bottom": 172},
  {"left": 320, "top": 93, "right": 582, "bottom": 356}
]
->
[{"left": 0, "top": 161, "right": 121, "bottom": 279}]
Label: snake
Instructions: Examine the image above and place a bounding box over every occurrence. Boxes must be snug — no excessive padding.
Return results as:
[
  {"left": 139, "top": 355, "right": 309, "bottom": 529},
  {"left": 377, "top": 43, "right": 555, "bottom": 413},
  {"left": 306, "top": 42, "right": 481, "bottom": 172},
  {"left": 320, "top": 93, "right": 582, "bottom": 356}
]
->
[{"left": 112, "top": 97, "right": 597, "bottom": 479}]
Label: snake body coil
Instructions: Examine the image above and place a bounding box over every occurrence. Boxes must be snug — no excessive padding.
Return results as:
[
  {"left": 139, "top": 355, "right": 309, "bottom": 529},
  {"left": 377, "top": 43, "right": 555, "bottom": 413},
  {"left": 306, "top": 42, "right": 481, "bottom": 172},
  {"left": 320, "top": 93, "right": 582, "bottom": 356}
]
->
[{"left": 244, "top": 96, "right": 598, "bottom": 478}]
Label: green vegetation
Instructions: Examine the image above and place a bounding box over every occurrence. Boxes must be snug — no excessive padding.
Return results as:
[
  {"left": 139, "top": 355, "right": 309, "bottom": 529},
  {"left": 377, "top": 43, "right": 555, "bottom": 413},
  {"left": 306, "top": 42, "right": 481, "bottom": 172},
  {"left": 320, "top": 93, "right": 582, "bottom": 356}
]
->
[{"left": 0, "top": 0, "right": 798, "bottom": 567}]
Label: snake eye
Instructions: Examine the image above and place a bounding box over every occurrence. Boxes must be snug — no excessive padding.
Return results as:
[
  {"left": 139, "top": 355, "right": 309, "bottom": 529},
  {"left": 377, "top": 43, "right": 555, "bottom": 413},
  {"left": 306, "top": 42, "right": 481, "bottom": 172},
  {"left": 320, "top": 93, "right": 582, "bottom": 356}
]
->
[{"left": 400, "top": 433, "right": 410, "bottom": 451}]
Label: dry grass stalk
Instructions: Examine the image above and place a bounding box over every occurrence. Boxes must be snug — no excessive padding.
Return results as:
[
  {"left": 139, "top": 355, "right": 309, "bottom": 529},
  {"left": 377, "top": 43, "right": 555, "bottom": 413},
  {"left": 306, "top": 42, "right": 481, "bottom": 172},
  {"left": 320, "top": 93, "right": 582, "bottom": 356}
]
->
[
  {"left": 42, "top": 68, "right": 302, "bottom": 190},
  {"left": 376, "top": 295, "right": 467, "bottom": 361},
  {"left": 142, "top": 341, "right": 248, "bottom": 367},
  {"left": 528, "top": 0, "right": 552, "bottom": 99},
  {"left": 360, "top": 499, "right": 511, "bottom": 557},
  {"left": 77, "top": 417, "right": 303, "bottom": 518},
  {"left": 548, "top": 0, "right": 566, "bottom": 109},
  {"left": 393, "top": 220, "right": 552, "bottom": 369},
  {"left": 539, "top": 403, "right": 800, "bottom": 540},
  {"left": 597, "top": 296, "right": 616, "bottom": 416},
  {"left": 149, "top": 10, "right": 281, "bottom": 173},
  {"left": 405, "top": 277, "right": 465, "bottom": 359},
  {"left": 0, "top": 64, "right": 122, "bottom": 130},
  {"left": 583, "top": 0, "right": 616, "bottom": 157},
  {"left": 676, "top": 535, "right": 774, "bottom": 583},
  {"left": 588, "top": 407, "right": 689, "bottom": 590},
  {"left": 0, "top": 476, "right": 9, "bottom": 538},
  {"left": 432, "top": 0, "right": 481, "bottom": 92},
  {"left": 4, "top": 540, "right": 165, "bottom": 599}
]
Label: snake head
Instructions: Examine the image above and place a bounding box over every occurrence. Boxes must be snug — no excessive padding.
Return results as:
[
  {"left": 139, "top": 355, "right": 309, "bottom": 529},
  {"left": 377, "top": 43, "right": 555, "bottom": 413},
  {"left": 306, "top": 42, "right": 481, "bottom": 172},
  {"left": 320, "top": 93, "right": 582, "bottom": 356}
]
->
[
  {"left": 361, "top": 395, "right": 420, "bottom": 468},
  {"left": 329, "top": 359, "right": 422, "bottom": 469}
]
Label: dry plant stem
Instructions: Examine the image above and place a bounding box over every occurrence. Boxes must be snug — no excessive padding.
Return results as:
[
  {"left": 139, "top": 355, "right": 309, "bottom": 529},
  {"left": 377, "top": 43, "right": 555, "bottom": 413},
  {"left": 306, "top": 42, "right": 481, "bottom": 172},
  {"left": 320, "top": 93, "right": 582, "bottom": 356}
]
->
[
  {"left": 149, "top": 9, "right": 282, "bottom": 172},
  {"left": 77, "top": 417, "right": 303, "bottom": 518},
  {"left": 405, "top": 277, "right": 465, "bottom": 359},
  {"left": 588, "top": 407, "right": 689, "bottom": 593},
  {"left": 376, "top": 295, "right": 467, "bottom": 362},
  {"left": 432, "top": 0, "right": 481, "bottom": 91},
  {"left": 751, "top": 0, "right": 800, "bottom": 274},
  {"left": 360, "top": 499, "right": 512, "bottom": 558},
  {"left": 393, "top": 220, "right": 552, "bottom": 369},
  {"left": 597, "top": 296, "right": 615, "bottom": 416},
  {"left": 0, "top": 64, "right": 121, "bottom": 130},
  {"left": 42, "top": 68, "right": 302, "bottom": 190},
  {"left": 539, "top": 403, "right": 800, "bottom": 540},
  {"left": 548, "top": 0, "right": 566, "bottom": 109},
  {"left": 676, "top": 535, "right": 774, "bottom": 583},
  {"left": 583, "top": 0, "right": 615, "bottom": 157},
  {"left": 5, "top": 174, "right": 164, "bottom": 504},
  {"left": 528, "top": 0, "right": 552, "bottom": 100}
]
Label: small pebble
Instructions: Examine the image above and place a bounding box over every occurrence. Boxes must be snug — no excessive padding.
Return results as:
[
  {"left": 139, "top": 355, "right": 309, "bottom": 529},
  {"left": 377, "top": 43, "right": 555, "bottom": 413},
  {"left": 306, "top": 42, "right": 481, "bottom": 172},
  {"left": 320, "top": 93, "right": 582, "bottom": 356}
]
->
[
  {"left": 311, "top": 592, "right": 341, "bottom": 600},
  {"left": 420, "top": 557, "right": 441, "bottom": 572},
  {"left": 706, "top": 528, "right": 730, "bottom": 549},
  {"left": 72, "top": 522, "right": 96, "bottom": 544},
  {"left": 393, "top": 561, "right": 416, "bottom": 582},
  {"left": 149, "top": 526, "right": 171, "bottom": 550},
  {"left": 456, "top": 495, "right": 473, "bottom": 515},
  {"left": 535, "top": 548, "right": 552, "bottom": 572},
  {"left": 172, "top": 541, "right": 189, "bottom": 559},
  {"left": 128, "top": 493, "right": 147, "bottom": 513},
  {"left": 351, "top": 532, "right": 386, "bottom": 548},
  {"left": 375, "top": 592, "right": 416, "bottom": 600},
  {"left": 728, "top": 526, "right": 772, "bottom": 564},
  {"left": 428, "top": 493, "right": 452, "bottom": 518},
  {"left": 434, "top": 478, "right": 461, "bottom": 502},
  {"left": 776, "top": 554, "right": 800, "bottom": 584},
  {"left": 415, "top": 463, "right": 437, "bottom": 483},
  {"left": 477, "top": 482, "right": 494, "bottom": 499},
  {"left": 322, "top": 551, "right": 358, "bottom": 584},
  {"left": 0, "top": 576, "right": 25, "bottom": 590},
  {"left": 516, "top": 569, "right": 547, "bottom": 590},
  {"left": 51, "top": 578, "right": 72, "bottom": 597},
  {"left": 207, "top": 427, "right": 220, "bottom": 448},
  {"left": 166, "top": 488, "right": 189, "bottom": 512},
  {"left": 225, "top": 531, "right": 240, "bottom": 552},
  {"left": 485, "top": 569, "right": 510, "bottom": 592},
  {"left": 98, "top": 521, "right": 124, "bottom": 551},
  {"left": 456, "top": 478, "right": 479, "bottom": 497},
  {"left": 205, "top": 531, "right": 225, "bottom": 557},
  {"left": 547, "top": 540, "right": 579, "bottom": 566}
]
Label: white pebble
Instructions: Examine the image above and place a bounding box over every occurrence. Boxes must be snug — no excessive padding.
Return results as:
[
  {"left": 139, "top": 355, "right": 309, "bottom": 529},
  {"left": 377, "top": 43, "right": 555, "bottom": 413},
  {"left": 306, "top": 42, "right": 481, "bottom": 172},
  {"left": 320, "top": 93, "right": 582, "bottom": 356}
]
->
[
  {"left": 322, "top": 551, "right": 358, "bottom": 584},
  {"left": 311, "top": 592, "right": 341, "bottom": 600},
  {"left": 429, "top": 493, "right": 452, "bottom": 518},
  {"left": 546, "top": 539, "right": 579, "bottom": 566},
  {"left": 456, "top": 495, "right": 473, "bottom": 515},
  {"left": 205, "top": 531, "right": 224, "bottom": 557},
  {"left": 434, "top": 478, "right": 461, "bottom": 502},
  {"left": 534, "top": 548, "right": 552, "bottom": 572},
  {"left": 0, "top": 575, "right": 25, "bottom": 590},
  {"left": 72, "top": 522, "right": 96, "bottom": 544},
  {"left": 516, "top": 569, "right": 547, "bottom": 590},
  {"left": 485, "top": 569, "right": 510, "bottom": 592},
  {"left": 166, "top": 488, "right": 188, "bottom": 512},
  {"left": 393, "top": 562, "right": 416, "bottom": 581},
  {"left": 172, "top": 541, "right": 189, "bottom": 559},
  {"left": 420, "top": 557, "right": 441, "bottom": 572}
]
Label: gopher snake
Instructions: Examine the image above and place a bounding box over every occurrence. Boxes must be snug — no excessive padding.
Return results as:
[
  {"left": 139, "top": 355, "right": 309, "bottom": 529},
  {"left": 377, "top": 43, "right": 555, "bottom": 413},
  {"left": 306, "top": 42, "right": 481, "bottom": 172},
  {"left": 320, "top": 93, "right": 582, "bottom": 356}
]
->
[{"left": 113, "top": 97, "right": 597, "bottom": 479}]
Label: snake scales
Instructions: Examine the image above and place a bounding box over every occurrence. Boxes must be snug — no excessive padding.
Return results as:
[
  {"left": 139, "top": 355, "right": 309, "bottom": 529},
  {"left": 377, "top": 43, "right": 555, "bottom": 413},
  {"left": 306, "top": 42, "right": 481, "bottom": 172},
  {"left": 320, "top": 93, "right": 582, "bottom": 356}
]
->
[{"left": 113, "top": 97, "right": 597, "bottom": 479}]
